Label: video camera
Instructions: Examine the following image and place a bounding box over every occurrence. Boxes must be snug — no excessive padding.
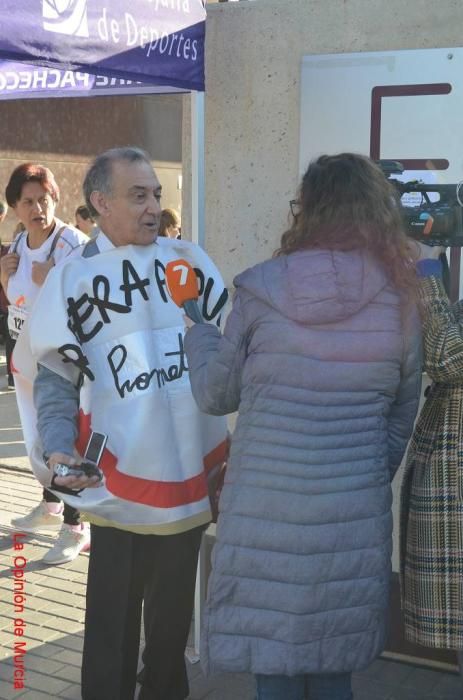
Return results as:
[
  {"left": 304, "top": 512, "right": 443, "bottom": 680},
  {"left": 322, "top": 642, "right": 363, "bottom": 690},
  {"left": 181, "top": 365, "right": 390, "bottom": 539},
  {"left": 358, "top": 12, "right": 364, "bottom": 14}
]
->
[{"left": 379, "top": 160, "right": 463, "bottom": 247}]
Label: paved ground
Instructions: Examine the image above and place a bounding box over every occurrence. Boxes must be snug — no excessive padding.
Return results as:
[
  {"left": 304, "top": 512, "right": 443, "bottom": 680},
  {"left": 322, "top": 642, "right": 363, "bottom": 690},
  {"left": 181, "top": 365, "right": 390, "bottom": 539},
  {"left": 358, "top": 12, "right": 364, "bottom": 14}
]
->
[{"left": 0, "top": 354, "right": 462, "bottom": 699}]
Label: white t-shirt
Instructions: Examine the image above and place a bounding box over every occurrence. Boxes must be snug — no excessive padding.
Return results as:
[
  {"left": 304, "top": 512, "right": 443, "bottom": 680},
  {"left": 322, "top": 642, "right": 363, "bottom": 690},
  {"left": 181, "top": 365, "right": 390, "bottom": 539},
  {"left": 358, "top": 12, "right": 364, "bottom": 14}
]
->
[
  {"left": 7, "top": 220, "right": 87, "bottom": 453},
  {"left": 7, "top": 219, "right": 87, "bottom": 341},
  {"left": 7, "top": 218, "right": 86, "bottom": 312}
]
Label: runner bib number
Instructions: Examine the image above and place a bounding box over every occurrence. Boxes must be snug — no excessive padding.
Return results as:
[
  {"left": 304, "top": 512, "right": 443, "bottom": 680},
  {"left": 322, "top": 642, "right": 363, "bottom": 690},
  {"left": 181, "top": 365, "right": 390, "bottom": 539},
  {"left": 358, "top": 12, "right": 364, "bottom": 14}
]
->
[{"left": 8, "top": 304, "right": 28, "bottom": 340}]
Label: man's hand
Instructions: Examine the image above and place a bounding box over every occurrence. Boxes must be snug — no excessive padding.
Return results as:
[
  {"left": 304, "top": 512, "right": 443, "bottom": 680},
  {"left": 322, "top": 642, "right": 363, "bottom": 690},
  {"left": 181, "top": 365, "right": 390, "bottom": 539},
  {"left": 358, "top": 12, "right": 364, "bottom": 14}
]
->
[
  {"left": 0, "top": 252, "right": 19, "bottom": 291},
  {"left": 31, "top": 258, "right": 54, "bottom": 286},
  {"left": 47, "top": 452, "right": 102, "bottom": 490},
  {"left": 183, "top": 314, "right": 195, "bottom": 330}
]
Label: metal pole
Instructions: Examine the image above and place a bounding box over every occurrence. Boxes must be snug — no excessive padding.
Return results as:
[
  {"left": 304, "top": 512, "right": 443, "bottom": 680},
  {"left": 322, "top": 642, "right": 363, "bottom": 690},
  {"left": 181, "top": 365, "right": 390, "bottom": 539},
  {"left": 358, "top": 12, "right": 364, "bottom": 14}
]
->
[{"left": 191, "top": 90, "right": 205, "bottom": 248}]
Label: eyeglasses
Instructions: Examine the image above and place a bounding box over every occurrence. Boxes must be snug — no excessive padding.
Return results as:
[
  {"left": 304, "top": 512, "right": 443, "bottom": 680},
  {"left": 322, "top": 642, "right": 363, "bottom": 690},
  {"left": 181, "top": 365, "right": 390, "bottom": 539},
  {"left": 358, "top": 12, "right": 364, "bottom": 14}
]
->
[{"left": 289, "top": 199, "right": 301, "bottom": 217}]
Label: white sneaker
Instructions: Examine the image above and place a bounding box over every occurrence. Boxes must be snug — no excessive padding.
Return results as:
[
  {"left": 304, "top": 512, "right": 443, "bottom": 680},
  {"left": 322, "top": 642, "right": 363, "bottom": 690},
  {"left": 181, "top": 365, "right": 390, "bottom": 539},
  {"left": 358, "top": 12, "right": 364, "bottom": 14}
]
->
[
  {"left": 43, "top": 525, "right": 90, "bottom": 565},
  {"left": 11, "top": 501, "right": 63, "bottom": 533}
]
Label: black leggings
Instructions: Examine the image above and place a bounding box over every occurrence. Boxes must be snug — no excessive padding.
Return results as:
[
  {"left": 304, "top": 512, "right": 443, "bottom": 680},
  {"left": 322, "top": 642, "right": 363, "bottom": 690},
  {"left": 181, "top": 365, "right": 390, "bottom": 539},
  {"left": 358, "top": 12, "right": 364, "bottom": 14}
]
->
[
  {"left": 4, "top": 323, "right": 15, "bottom": 381},
  {"left": 6, "top": 329, "right": 80, "bottom": 527},
  {"left": 43, "top": 488, "right": 80, "bottom": 526}
]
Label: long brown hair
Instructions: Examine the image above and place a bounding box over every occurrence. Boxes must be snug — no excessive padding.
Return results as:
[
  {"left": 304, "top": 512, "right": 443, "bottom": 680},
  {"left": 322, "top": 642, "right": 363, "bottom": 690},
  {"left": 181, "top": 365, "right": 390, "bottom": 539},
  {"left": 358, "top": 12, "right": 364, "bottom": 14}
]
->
[{"left": 275, "top": 153, "right": 417, "bottom": 295}]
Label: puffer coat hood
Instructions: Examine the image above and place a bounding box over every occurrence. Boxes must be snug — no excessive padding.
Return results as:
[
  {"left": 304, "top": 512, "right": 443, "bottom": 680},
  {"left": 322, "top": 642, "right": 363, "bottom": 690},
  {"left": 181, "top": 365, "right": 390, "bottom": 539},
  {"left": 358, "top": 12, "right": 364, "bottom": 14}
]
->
[
  {"left": 235, "top": 249, "right": 389, "bottom": 325},
  {"left": 185, "top": 247, "right": 422, "bottom": 677}
]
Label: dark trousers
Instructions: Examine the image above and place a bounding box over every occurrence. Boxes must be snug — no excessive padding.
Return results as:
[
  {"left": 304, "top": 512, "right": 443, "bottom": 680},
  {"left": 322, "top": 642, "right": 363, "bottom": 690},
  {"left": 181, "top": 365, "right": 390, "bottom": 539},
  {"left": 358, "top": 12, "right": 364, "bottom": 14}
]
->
[
  {"left": 43, "top": 487, "right": 80, "bottom": 526},
  {"left": 256, "top": 673, "right": 353, "bottom": 700},
  {"left": 81, "top": 523, "right": 204, "bottom": 700},
  {"left": 458, "top": 651, "right": 463, "bottom": 681},
  {"left": 4, "top": 324, "right": 15, "bottom": 382}
]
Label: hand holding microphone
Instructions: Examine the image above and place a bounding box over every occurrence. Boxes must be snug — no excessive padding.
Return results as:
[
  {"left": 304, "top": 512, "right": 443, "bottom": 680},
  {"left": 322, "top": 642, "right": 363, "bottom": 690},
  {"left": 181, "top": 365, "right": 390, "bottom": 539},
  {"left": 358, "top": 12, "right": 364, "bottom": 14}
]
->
[{"left": 165, "top": 259, "right": 204, "bottom": 324}]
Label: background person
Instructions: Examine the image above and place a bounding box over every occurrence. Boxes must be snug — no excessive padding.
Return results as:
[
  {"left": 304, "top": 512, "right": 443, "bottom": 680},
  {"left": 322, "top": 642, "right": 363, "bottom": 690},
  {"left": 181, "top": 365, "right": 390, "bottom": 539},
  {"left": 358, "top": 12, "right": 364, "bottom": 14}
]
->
[
  {"left": 158, "top": 207, "right": 181, "bottom": 238},
  {"left": 0, "top": 199, "right": 7, "bottom": 226},
  {"left": 75, "top": 204, "right": 97, "bottom": 238},
  {"left": 0, "top": 163, "right": 88, "bottom": 564},
  {"left": 401, "top": 242, "right": 463, "bottom": 682},
  {"left": 184, "top": 153, "right": 423, "bottom": 700}
]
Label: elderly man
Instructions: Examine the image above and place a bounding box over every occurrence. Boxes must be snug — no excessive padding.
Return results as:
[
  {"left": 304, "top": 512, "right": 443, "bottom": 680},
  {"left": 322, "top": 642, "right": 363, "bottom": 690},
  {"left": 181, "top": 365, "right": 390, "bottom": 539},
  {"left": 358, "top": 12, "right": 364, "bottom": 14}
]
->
[{"left": 29, "top": 147, "right": 228, "bottom": 700}]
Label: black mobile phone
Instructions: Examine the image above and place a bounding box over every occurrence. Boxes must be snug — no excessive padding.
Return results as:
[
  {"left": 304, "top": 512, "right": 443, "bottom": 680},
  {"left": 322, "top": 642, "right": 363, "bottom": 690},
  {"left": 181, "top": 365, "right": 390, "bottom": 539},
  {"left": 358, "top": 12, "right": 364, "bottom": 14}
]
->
[
  {"left": 84, "top": 431, "right": 107, "bottom": 464},
  {"left": 80, "top": 431, "right": 107, "bottom": 480},
  {"left": 52, "top": 432, "right": 107, "bottom": 481}
]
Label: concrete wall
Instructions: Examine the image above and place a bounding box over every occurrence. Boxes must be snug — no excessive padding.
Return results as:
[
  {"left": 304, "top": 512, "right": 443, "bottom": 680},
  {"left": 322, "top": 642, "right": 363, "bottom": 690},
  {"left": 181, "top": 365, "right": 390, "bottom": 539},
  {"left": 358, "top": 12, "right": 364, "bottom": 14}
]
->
[
  {"left": 0, "top": 93, "right": 182, "bottom": 243},
  {"left": 183, "top": 0, "right": 463, "bottom": 285}
]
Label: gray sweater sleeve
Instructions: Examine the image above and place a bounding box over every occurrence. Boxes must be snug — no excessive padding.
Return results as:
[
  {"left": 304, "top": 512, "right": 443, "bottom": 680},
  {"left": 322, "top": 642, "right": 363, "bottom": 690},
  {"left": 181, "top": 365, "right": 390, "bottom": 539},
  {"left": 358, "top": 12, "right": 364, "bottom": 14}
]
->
[{"left": 33, "top": 363, "right": 79, "bottom": 456}]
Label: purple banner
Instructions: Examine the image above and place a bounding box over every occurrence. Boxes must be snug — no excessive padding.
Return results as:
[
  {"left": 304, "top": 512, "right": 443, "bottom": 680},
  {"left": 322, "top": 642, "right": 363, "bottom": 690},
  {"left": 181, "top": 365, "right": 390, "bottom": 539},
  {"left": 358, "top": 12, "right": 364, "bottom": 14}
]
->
[{"left": 0, "top": 1, "right": 205, "bottom": 92}]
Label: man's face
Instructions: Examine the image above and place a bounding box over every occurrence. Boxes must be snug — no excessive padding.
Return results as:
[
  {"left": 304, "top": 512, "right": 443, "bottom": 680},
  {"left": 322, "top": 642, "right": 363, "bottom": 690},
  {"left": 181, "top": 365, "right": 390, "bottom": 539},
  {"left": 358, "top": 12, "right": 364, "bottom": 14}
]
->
[{"left": 94, "top": 159, "right": 162, "bottom": 247}]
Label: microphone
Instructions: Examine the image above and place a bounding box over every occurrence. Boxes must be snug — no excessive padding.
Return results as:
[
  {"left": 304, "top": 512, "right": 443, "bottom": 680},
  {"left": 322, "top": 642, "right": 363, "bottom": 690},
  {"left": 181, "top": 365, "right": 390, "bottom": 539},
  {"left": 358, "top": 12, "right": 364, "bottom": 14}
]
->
[{"left": 165, "top": 259, "right": 204, "bottom": 323}]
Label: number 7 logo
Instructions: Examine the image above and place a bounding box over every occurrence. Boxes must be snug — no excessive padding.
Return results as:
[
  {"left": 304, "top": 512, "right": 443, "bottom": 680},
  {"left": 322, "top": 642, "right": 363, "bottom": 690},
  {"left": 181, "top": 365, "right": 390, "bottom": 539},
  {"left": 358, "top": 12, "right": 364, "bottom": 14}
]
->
[{"left": 172, "top": 264, "right": 189, "bottom": 286}]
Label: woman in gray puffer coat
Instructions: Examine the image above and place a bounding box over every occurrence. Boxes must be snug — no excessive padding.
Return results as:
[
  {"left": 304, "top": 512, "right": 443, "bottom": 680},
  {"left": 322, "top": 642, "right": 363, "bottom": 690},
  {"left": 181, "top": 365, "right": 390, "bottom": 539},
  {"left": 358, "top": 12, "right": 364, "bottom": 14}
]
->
[{"left": 184, "top": 153, "right": 422, "bottom": 700}]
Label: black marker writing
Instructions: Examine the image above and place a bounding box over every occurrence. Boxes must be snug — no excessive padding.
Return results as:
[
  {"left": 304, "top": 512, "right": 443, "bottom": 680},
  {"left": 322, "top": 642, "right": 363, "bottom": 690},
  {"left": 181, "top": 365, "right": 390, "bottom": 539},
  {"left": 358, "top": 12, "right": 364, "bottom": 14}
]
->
[
  {"left": 58, "top": 344, "right": 95, "bottom": 381},
  {"left": 120, "top": 259, "right": 150, "bottom": 306},
  {"left": 107, "top": 333, "right": 188, "bottom": 399},
  {"left": 67, "top": 275, "right": 131, "bottom": 343}
]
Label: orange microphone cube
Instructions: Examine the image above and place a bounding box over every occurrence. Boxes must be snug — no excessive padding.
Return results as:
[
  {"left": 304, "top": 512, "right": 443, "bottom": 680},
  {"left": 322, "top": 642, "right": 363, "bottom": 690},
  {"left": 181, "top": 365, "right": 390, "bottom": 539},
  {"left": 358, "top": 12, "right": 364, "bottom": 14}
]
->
[{"left": 165, "top": 259, "right": 199, "bottom": 308}]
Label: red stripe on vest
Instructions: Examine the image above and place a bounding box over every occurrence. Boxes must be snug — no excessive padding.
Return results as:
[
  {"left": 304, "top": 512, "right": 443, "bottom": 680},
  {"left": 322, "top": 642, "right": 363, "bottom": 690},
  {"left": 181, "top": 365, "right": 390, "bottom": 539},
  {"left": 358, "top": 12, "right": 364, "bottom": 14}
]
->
[{"left": 76, "top": 410, "right": 227, "bottom": 509}]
